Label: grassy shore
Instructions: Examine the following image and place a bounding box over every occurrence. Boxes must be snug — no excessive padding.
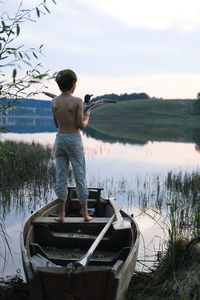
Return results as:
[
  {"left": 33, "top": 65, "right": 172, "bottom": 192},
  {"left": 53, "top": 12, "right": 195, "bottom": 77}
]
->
[{"left": 89, "top": 99, "right": 200, "bottom": 143}]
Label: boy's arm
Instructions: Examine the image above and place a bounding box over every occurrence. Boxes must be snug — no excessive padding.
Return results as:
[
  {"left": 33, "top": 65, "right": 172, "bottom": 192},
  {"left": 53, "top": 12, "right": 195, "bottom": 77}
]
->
[
  {"left": 76, "top": 100, "right": 89, "bottom": 129},
  {"left": 51, "top": 101, "right": 58, "bottom": 128}
]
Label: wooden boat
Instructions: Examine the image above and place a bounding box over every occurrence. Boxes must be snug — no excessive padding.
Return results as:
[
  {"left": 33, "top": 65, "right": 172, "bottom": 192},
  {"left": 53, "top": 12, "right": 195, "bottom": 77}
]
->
[{"left": 21, "top": 187, "right": 140, "bottom": 300}]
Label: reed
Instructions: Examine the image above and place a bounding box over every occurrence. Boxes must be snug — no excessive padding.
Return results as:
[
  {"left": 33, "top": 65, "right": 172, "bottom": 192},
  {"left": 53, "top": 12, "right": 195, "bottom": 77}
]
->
[
  {"left": 127, "top": 169, "right": 200, "bottom": 299},
  {"left": 0, "top": 140, "right": 57, "bottom": 271},
  {"left": 0, "top": 218, "right": 12, "bottom": 272},
  {"left": 0, "top": 140, "right": 54, "bottom": 185},
  {"left": 0, "top": 140, "right": 56, "bottom": 216}
]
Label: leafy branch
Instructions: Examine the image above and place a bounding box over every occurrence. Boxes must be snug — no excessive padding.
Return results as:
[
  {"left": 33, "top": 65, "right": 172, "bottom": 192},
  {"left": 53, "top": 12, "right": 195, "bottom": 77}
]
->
[{"left": 0, "top": 0, "right": 56, "bottom": 113}]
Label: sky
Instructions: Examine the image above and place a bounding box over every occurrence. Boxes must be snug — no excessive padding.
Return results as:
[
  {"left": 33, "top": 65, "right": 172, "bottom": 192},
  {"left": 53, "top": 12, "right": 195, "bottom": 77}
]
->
[{"left": 2, "top": 0, "right": 200, "bottom": 99}]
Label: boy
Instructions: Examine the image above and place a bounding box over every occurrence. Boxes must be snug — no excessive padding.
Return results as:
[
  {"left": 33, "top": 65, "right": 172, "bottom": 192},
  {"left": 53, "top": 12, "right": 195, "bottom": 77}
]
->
[{"left": 51, "top": 69, "right": 92, "bottom": 222}]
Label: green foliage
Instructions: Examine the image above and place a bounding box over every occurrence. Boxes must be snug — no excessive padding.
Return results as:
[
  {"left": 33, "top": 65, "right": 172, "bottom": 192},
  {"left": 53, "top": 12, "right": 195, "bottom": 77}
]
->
[{"left": 0, "top": 0, "right": 56, "bottom": 115}]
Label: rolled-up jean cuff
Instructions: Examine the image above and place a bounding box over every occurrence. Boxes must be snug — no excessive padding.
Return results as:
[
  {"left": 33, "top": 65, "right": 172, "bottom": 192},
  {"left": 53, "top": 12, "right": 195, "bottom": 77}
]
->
[
  {"left": 79, "top": 191, "right": 89, "bottom": 204},
  {"left": 55, "top": 191, "right": 67, "bottom": 203}
]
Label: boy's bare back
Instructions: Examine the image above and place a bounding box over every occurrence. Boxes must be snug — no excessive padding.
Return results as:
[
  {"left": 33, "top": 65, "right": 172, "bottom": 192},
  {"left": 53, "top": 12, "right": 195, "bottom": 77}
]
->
[{"left": 52, "top": 94, "right": 89, "bottom": 134}]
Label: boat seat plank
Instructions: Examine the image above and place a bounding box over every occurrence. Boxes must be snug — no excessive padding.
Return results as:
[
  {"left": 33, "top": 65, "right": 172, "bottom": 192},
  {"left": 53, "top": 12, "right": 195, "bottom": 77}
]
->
[
  {"left": 68, "top": 186, "right": 104, "bottom": 191},
  {"left": 44, "top": 247, "right": 117, "bottom": 262},
  {"left": 29, "top": 243, "right": 119, "bottom": 266},
  {"left": 70, "top": 198, "right": 98, "bottom": 202},
  {"left": 50, "top": 231, "right": 109, "bottom": 241},
  {"left": 68, "top": 186, "right": 104, "bottom": 201},
  {"left": 32, "top": 217, "right": 110, "bottom": 225}
]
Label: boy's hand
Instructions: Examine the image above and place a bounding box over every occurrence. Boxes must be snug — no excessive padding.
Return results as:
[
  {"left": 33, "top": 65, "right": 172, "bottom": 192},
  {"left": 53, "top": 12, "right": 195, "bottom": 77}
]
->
[{"left": 83, "top": 113, "right": 90, "bottom": 121}]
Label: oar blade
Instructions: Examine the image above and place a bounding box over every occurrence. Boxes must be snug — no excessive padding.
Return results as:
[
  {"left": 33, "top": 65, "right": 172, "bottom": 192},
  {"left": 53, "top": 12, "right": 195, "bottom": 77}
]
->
[
  {"left": 74, "top": 252, "right": 92, "bottom": 268},
  {"left": 109, "top": 198, "right": 131, "bottom": 230},
  {"left": 112, "top": 218, "right": 131, "bottom": 230}
]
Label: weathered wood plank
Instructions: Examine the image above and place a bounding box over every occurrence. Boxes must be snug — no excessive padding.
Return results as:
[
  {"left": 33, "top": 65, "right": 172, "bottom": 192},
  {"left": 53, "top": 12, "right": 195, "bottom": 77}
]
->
[
  {"left": 68, "top": 186, "right": 104, "bottom": 191},
  {"left": 50, "top": 231, "right": 109, "bottom": 240},
  {"left": 44, "top": 248, "right": 117, "bottom": 262},
  {"left": 67, "top": 186, "right": 104, "bottom": 201},
  {"left": 32, "top": 216, "right": 110, "bottom": 225}
]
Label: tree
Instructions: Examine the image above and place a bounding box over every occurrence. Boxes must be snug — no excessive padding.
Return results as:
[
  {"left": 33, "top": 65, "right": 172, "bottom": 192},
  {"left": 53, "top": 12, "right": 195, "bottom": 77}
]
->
[
  {"left": 0, "top": 0, "right": 56, "bottom": 115},
  {"left": 197, "top": 92, "right": 200, "bottom": 100},
  {"left": 93, "top": 92, "right": 150, "bottom": 102}
]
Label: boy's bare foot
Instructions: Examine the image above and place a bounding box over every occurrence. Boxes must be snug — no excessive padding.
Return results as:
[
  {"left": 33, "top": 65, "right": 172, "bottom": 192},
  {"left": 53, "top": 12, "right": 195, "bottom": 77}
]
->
[
  {"left": 82, "top": 201, "right": 93, "bottom": 222},
  {"left": 55, "top": 216, "right": 65, "bottom": 223},
  {"left": 83, "top": 215, "right": 93, "bottom": 222}
]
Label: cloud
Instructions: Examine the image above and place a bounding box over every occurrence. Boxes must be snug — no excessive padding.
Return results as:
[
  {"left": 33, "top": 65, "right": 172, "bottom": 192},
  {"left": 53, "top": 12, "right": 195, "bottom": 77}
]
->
[
  {"left": 83, "top": 0, "right": 200, "bottom": 30},
  {"left": 3, "top": 0, "right": 200, "bottom": 98},
  {"left": 18, "top": 1, "right": 199, "bottom": 77}
]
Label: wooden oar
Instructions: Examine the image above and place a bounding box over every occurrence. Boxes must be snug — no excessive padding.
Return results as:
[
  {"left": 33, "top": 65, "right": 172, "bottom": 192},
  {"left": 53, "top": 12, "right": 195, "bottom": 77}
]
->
[{"left": 74, "top": 214, "right": 115, "bottom": 268}]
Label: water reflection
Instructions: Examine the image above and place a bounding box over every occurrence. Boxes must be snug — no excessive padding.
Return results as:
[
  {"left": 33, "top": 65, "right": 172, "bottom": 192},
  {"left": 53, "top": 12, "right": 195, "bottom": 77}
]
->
[
  {"left": 0, "top": 115, "right": 55, "bottom": 133},
  {"left": 2, "top": 113, "right": 200, "bottom": 151},
  {"left": 3, "top": 132, "right": 200, "bottom": 167},
  {"left": 84, "top": 127, "right": 147, "bottom": 145}
]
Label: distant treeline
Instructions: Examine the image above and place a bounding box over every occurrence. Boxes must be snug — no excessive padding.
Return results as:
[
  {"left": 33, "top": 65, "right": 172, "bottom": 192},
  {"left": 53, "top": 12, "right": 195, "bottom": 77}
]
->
[
  {"left": 12, "top": 98, "right": 51, "bottom": 108},
  {"left": 93, "top": 92, "right": 150, "bottom": 102}
]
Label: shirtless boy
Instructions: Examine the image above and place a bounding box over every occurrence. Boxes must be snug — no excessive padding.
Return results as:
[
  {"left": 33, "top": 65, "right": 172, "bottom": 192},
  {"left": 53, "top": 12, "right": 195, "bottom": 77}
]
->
[{"left": 51, "top": 69, "right": 92, "bottom": 222}]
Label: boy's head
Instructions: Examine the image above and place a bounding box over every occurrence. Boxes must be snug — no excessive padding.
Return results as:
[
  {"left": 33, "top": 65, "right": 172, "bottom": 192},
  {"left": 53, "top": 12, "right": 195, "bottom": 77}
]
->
[{"left": 55, "top": 69, "right": 77, "bottom": 92}]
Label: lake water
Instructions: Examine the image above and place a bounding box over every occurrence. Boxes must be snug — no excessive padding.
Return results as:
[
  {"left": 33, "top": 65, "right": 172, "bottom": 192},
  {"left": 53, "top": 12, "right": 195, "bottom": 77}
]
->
[{"left": 1, "top": 131, "right": 200, "bottom": 280}]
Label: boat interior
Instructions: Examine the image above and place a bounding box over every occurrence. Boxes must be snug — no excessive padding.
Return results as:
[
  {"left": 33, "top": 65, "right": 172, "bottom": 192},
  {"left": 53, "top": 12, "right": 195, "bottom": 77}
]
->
[{"left": 27, "top": 187, "right": 136, "bottom": 268}]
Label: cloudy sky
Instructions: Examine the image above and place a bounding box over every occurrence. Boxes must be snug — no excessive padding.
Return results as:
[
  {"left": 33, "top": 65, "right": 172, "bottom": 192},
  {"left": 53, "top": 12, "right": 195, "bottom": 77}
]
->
[{"left": 3, "top": 0, "right": 200, "bottom": 99}]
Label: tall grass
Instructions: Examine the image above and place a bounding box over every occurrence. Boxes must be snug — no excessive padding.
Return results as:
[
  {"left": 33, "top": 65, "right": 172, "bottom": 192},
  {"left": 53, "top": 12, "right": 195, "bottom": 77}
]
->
[
  {"left": 128, "top": 169, "right": 200, "bottom": 299},
  {"left": 0, "top": 218, "right": 12, "bottom": 272},
  {"left": 0, "top": 140, "right": 56, "bottom": 271},
  {"left": 0, "top": 140, "right": 56, "bottom": 216},
  {"left": 138, "top": 170, "right": 200, "bottom": 239}
]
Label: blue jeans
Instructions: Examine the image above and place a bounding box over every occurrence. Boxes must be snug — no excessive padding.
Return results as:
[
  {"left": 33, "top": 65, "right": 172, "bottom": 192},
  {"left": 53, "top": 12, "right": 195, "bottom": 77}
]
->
[{"left": 55, "top": 133, "right": 89, "bottom": 203}]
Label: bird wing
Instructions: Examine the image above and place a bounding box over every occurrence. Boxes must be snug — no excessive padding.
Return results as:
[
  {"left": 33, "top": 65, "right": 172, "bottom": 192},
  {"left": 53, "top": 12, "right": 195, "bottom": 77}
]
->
[
  {"left": 84, "top": 99, "right": 117, "bottom": 113},
  {"left": 42, "top": 92, "right": 117, "bottom": 113},
  {"left": 43, "top": 91, "right": 57, "bottom": 98}
]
